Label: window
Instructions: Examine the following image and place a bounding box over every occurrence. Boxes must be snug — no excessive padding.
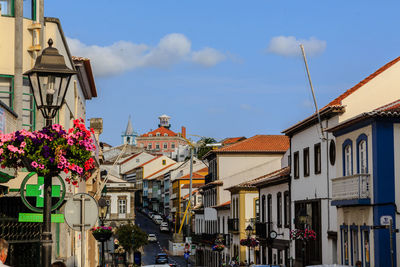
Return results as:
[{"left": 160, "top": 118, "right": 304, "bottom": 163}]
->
[
  {"left": 255, "top": 198, "right": 260, "bottom": 222},
  {"left": 24, "top": 0, "right": 36, "bottom": 20},
  {"left": 136, "top": 158, "right": 140, "bottom": 163},
  {"left": 147, "top": 143, "right": 152, "bottom": 149},
  {"left": 284, "top": 191, "right": 290, "bottom": 227},
  {"left": 171, "top": 143, "right": 176, "bottom": 149},
  {"left": 343, "top": 140, "right": 353, "bottom": 176},
  {"left": 162, "top": 159, "right": 166, "bottom": 165},
  {"left": 149, "top": 134, "right": 153, "bottom": 137},
  {"left": 156, "top": 132, "right": 160, "bottom": 136},
  {"left": 293, "top": 151, "right": 299, "bottom": 179},
  {"left": 22, "top": 77, "right": 35, "bottom": 130},
  {"left": 350, "top": 226, "right": 359, "bottom": 266},
  {"left": 303, "top": 147, "right": 310, "bottom": 177},
  {"left": 330, "top": 140, "right": 336, "bottom": 165},
  {"left": 267, "top": 194, "right": 272, "bottom": 233},
  {"left": 277, "top": 192, "right": 282, "bottom": 227},
  {"left": 118, "top": 199, "right": 127, "bottom": 214},
  {"left": 0, "top": 75, "right": 13, "bottom": 109},
  {"left": 164, "top": 133, "right": 168, "bottom": 136},
  {"left": 361, "top": 227, "right": 370, "bottom": 267},
  {"left": 314, "top": 143, "right": 321, "bottom": 174},
  {"left": 156, "top": 143, "right": 160, "bottom": 149},
  {"left": 357, "top": 135, "right": 368, "bottom": 174},
  {"left": 341, "top": 225, "right": 349, "bottom": 265},
  {"left": 163, "top": 143, "right": 168, "bottom": 149},
  {"left": 0, "top": 0, "right": 13, "bottom": 16},
  {"left": 261, "top": 195, "right": 266, "bottom": 223}
]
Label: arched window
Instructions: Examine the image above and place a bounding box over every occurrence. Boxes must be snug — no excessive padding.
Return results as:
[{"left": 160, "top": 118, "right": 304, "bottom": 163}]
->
[
  {"left": 343, "top": 139, "right": 353, "bottom": 176},
  {"left": 156, "top": 132, "right": 161, "bottom": 136},
  {"left": 357, "top": 134, "right": 368, "bottom": 174}
]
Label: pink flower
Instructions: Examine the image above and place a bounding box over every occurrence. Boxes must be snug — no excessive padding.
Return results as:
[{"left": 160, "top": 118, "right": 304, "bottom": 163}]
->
[
  {"left": 67, "top": 139, "right": 74, "bottom": 146},
  {"left": 39, "top": 164, "right": 45, "bottom": 169},
  {"left": 31, "top": 161, "right": 39, "bottom": 168},
  {"left": 7, "top": 145, "right": 18, "bottom": 152},
  {"left": 20, "top": 142, "right": 26, "bottom": 148}
]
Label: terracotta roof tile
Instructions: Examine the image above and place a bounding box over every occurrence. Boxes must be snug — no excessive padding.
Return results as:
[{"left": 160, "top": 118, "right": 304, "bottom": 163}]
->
[
  {"left": 213, "top": 200, "right": 231, "bottom": 209},
  {"left": 141, "top": 127, "right": 178, "bottom": 137},
  {"left": 374, "top": 99, "right": 400, "bottom": 112},
  {"left": 250, "top": 167, "right": 290, "bottom": 187},
  {"left": 221, "top": 137, "right": 246, "bottom": 145},
  {"left": 137, "top": 155, "right": 162, "bottom": 168},
  {"left": 216, "top": 135, "right": 289, "bottom": 153},
  {"left": 326, "top": 56, "right": 400, "bottom": 108}
]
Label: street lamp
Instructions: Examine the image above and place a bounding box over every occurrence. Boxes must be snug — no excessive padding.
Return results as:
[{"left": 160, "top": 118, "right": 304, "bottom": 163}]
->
[
  {"left": 245, "top": 225, "right": 253, "bottom": 266},
  {"left": 24, "top": 38, "right": 77, "bottom": 267},
  {"left": 98, "top": 197, "right": 110, "bottom": 267}
]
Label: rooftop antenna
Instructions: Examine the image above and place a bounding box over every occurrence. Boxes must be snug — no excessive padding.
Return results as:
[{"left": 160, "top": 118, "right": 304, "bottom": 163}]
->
[{"left": 300, "top": 44, "right": 326, "bottom": 141}]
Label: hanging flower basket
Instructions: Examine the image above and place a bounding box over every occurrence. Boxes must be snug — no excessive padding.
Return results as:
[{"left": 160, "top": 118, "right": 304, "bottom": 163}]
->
[
  {"left": 91, "top": 226, "right": 113, "bottom": 242},
  {"left": 290, "top": 228, "right": 317, "bottom": 241},
  {"left": 240, "top": 237, "right": 259, "bottom": 247},
  {"left": 212, "top": 244, "right": 225, "bottom": 252},
  {"left": 0, "top": 119, "right": 96, "bottom": 185}
]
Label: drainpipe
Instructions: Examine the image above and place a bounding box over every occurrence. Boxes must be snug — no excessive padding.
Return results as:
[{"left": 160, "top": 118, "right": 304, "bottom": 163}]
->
[
  {"left": 39, "top": 0, "right": 44, "bottom": 46},
  {"left": 14, "top": 0, "right": 23, "bottom": 129},
  {"left": 326, "top": 120, "right": 330, "bottom": 232}
]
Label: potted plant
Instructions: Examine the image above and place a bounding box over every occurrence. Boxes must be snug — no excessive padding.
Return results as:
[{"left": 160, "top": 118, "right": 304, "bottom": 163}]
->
[{"left": 91, "top": 226, "right": 113, "bottom": 242}]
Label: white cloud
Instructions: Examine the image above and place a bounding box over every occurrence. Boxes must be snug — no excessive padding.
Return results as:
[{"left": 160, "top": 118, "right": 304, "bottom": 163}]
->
[
  {"left": 267, "top": 36, "right": 326, "bottom": 57},
  {"left": 68, "top": 33, "right": 226, "bottom": 77},
  {"left": 192, "top": 47, "right": 226, "bottom": 67}
]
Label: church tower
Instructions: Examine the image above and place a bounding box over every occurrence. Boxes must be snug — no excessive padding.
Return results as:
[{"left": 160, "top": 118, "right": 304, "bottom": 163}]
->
[{"left": 122, "top": 116, "right": 138, "bottom": 145}]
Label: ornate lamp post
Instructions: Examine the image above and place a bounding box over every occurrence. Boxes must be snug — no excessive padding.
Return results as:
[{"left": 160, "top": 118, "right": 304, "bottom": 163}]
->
[
  {"left": 245, "top": 225, "right": 253, "bottom": 266},
  {"left": 98, "top": 197, "right": 110, "bottom": 267},
  {"left": 24, "top": 38, "right": 77, "bottom": 267}
]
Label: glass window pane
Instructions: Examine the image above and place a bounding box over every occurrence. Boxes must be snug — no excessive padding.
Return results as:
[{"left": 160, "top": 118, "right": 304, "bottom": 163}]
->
[
  {"left": 23, "top": 0, "right": 33, "bottom": 19},
  {"left": 0, "top": 76, "right": 12, "bottom": 109},
  {"left": 0, "top": 0, "right": 13, "bottom": 16}
]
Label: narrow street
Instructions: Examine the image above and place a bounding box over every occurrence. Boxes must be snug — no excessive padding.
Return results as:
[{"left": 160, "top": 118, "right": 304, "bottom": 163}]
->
[{"left": 136, "top": 211, "right": 189, "bottom": 266}]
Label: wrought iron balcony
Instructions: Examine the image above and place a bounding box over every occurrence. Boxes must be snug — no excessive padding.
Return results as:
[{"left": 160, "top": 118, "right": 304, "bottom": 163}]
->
[
  {"left": 228, "top": 218, "right": 239, "bottom": 232},
  {"left": 171, "top": 193, "right": 177, "bottom": 200},
  {"left": 332, "top": 174, "right": 371, "bottom": 206}
]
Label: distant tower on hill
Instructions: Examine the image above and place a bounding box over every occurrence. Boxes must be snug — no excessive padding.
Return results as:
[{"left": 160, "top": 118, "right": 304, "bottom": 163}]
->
[
  {"left": 158, "top": 114, "right": 171, "bottom": 129},
  {"left": 122, "top": 116, "right": 138, "bottom": 145}
]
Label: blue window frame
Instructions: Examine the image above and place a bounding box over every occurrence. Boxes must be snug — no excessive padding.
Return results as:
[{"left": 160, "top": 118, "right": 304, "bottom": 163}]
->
[
  {"left": 340, "top": 224, "right": 349, "bottom": 265},
  {"left": 350, "top": 224, "right": 359, "bottom": 265},
  {"left": 360, "top": 225, "right": 371, "bottom": 267},
  {"left": 357, "top": 134, "right": 368, "bottom": 174},
  {"left": 342, "top": 139, "right": 353, "bottom": 176}
]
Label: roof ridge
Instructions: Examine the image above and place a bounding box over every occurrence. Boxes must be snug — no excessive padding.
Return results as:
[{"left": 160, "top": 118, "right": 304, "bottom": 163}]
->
[{"left": 326, "top": 56, "right": 400, "bottom": 107}]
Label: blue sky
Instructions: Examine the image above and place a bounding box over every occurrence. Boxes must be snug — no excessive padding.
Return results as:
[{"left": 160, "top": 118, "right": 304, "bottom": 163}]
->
[{"left": 46, "top": 0, "right": 400, "bottom": 146}]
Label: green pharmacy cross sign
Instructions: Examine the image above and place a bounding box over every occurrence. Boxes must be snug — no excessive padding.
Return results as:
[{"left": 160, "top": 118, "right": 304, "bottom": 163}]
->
[
  {"left": 26, "top": 176, "right": 61, "bottom": 208},
  {"left": 20, "top": 172, "right": 66, "bottom": 218}
]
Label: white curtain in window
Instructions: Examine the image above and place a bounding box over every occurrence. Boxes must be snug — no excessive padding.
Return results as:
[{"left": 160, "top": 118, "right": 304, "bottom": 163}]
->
[{"left": 358, "top": 140, "right": 367, "bottom": 174}]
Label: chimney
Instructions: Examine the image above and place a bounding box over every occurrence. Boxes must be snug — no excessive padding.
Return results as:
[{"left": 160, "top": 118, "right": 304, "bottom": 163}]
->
[{"left": 181, "top": 126, "right": 186, "bottom": 139}]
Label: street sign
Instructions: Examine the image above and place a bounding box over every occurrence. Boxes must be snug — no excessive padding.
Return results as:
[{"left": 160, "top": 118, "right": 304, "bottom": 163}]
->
[
  {"left": 64, "top": 193, "right": 98, "bottom": 231},
  {"left": 18, "top": 213, "right": 64, "bottom": 223},
  {"left": 380, "top": 215, "right": 393, "bottom": 226}
]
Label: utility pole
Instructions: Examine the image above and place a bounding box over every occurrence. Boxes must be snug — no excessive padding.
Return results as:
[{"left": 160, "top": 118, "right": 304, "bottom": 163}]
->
[{"left": 186, "top": 147, "right": 194, "bottom": 238}]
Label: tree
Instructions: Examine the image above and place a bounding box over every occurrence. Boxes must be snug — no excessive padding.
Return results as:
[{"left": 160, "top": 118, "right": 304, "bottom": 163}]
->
[
  {"left": 115, "top": 222, "right": 148, "bottom": 253},
  {"left": 196, "top": 137, "right": 217, "bottom": 159}
]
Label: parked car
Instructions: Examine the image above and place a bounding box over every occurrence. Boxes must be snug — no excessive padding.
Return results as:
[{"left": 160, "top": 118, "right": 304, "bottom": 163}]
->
[
  {"left": 155, "top": 253, "right": 169, "bottom": 264},
  {"left": 153, "top": 215, "right": 163, "bottom": 224},
  {"left": 160, "top": 222, "right": 169, "bottom": 232},
  {"left": 147, "top": 233, "right": 157, "bottom": 242}
]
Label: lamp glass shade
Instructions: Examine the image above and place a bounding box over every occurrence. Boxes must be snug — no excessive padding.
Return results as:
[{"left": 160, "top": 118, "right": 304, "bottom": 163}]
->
[
  {"left": 24, "top": 39, "right": 76, "bottom": 120},
  {"left": 245, "top": 225, "right": 253, "bottom": 236}
]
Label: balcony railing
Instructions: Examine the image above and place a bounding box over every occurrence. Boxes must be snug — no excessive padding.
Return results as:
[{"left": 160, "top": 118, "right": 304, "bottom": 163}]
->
[
  {"left": 332, "top": 174, "right": 370, "bottom": 200},
  {"left": 228, "top": 218, "right": 239, "bottom": 232},
  {"left": 171, "top": 193, "right": 177, "bottom": 200}
]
